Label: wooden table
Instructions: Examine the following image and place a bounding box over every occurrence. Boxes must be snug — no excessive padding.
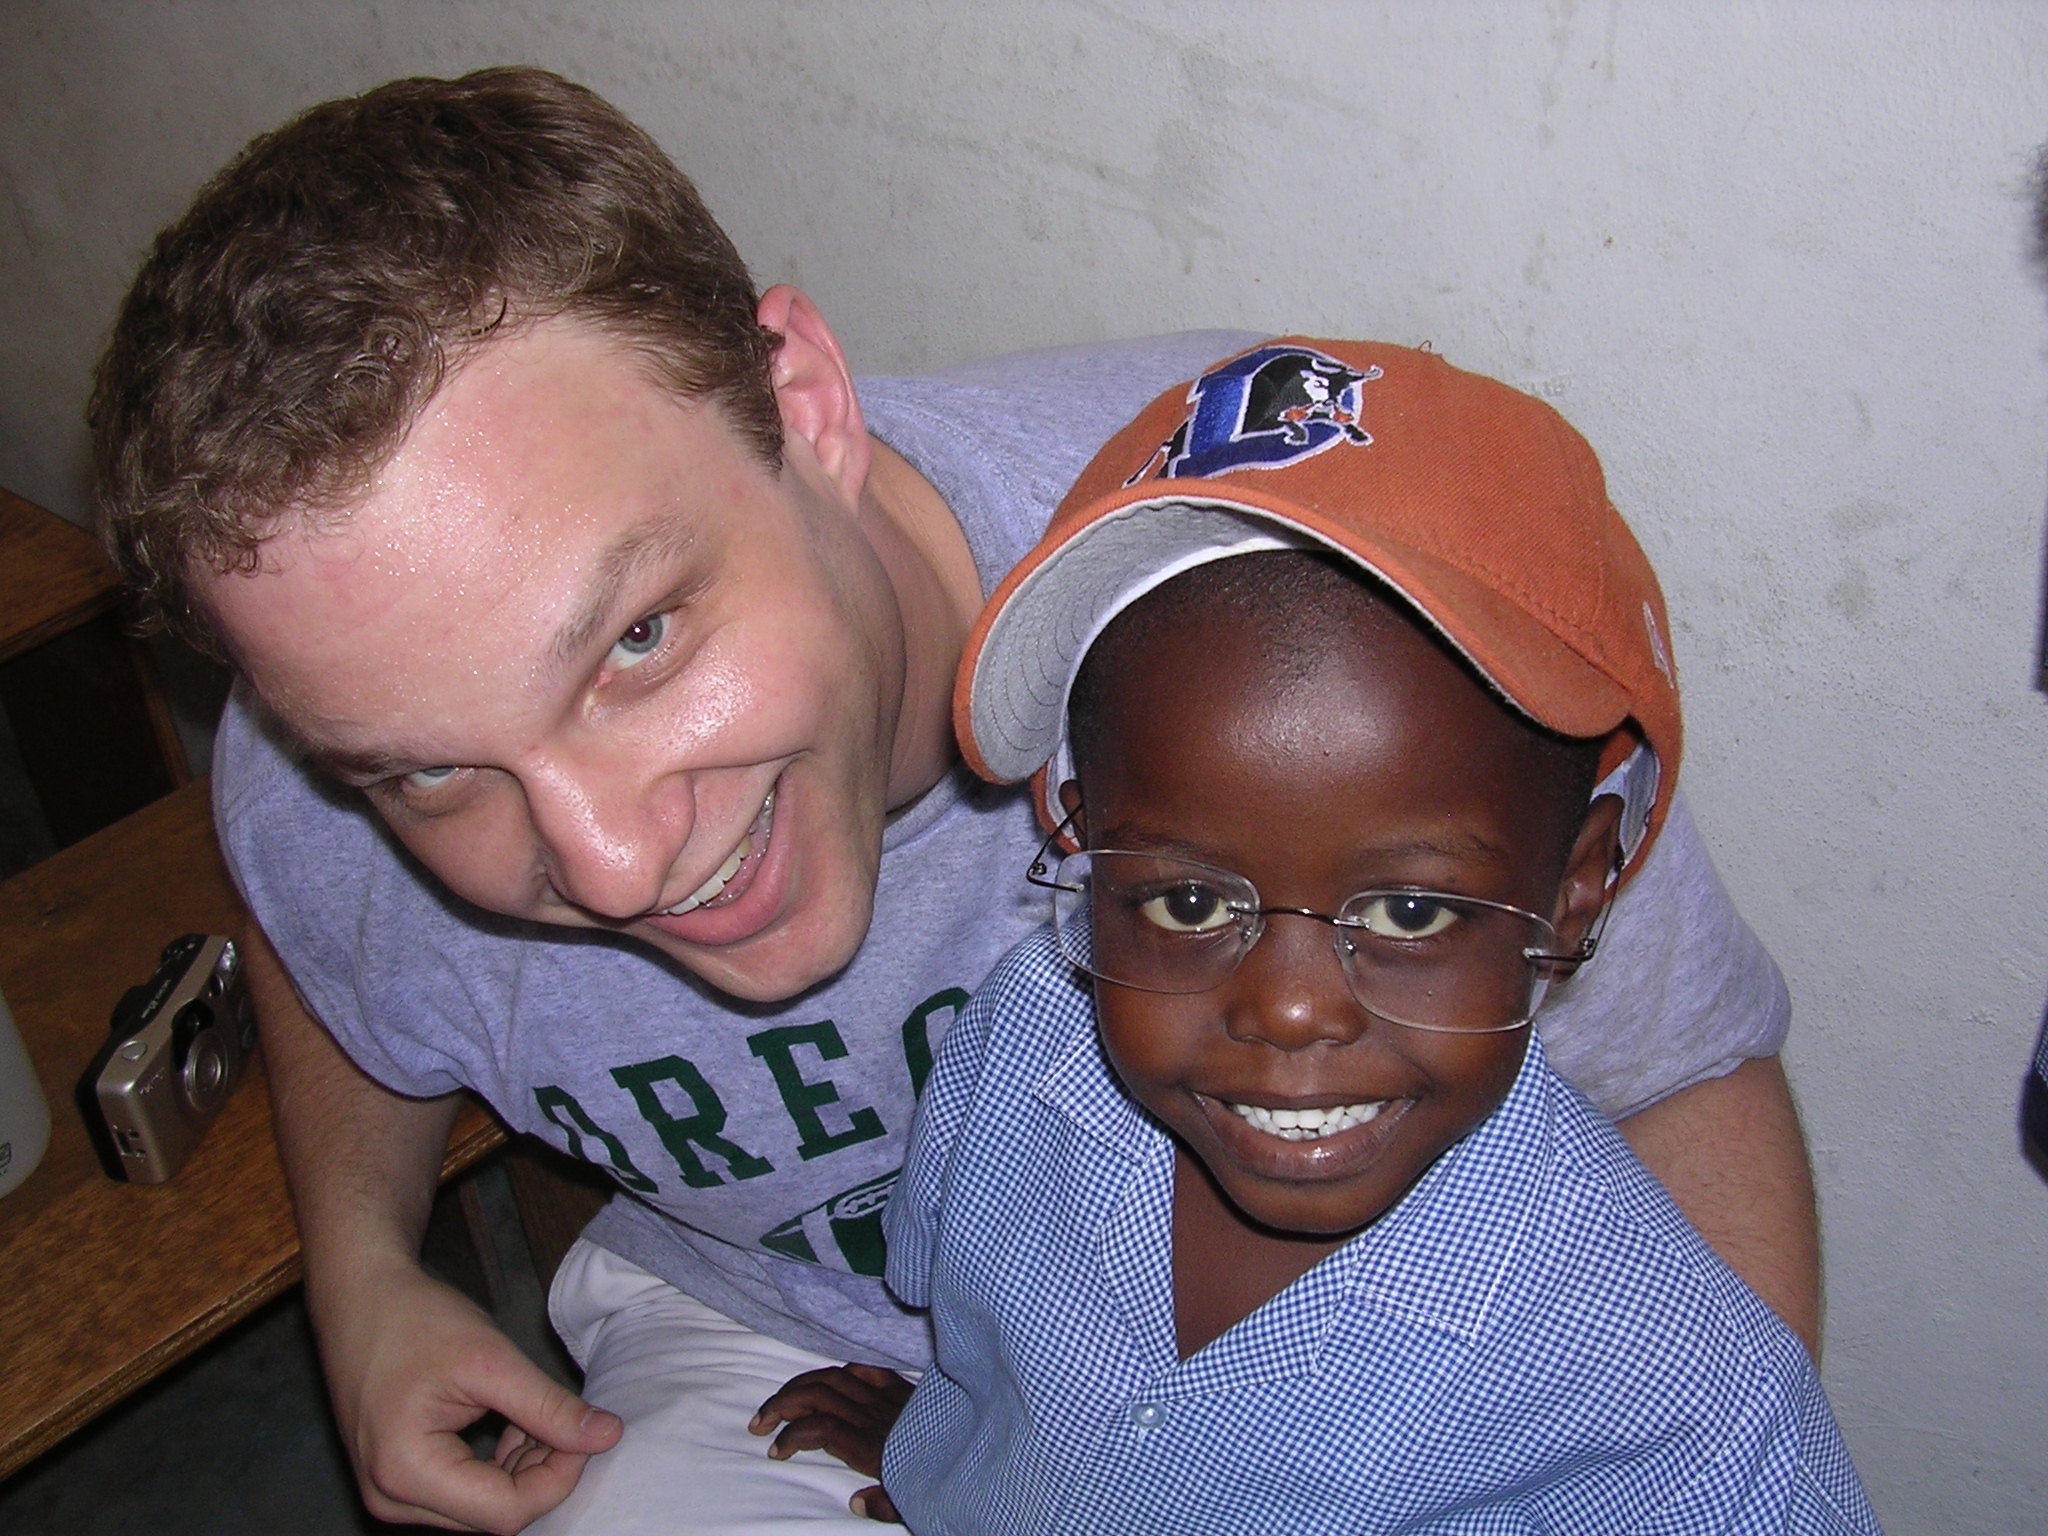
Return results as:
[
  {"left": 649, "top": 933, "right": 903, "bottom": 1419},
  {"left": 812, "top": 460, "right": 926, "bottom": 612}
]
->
[{"left": 0, "top": 780, "right": 505, "bottom": 1479}]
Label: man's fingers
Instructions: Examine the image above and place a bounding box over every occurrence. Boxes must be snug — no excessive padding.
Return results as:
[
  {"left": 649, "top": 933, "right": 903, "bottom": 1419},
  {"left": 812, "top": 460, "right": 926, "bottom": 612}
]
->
[
  {"left": 357, "top": 1427, "right": 525, "bottom": 1532},
  {"left": 372, "top": 1432, "right": 589, "bottom": 1536},
  {"left": 356, "top": 1425, "right": 491, "bottom": 1530},
  {"left": 493, "top": 1423, "right": 550, "bottom": 1476},
  {"left": 351, "top": 1335, "right": 621, "bottom": 1534},
  {"left": 356, "top": 1407, "right": 611, "bottom": 1535},
  {"left": 503, "top": 1447, "right": 596, "bottom": 1518},
  {"left": 390, "top": 1367, "right": 617, "bottom": 1531},
  {"left": 483, "top": 1367, "right": 623, "bottom": 1457},
  {"left": 356, "top": 1480, "right": 473, "bottom": 1532}
]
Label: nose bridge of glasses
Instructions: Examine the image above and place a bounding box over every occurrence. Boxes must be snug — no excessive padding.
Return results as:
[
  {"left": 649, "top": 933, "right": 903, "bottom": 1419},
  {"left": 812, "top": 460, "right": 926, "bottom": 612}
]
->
[
  {"left": 1225, "top": 908, "right": 1371, "bottom": 1048},
  {"left": 1043, "top": 851, "right": 1547, "bottom": 1030},
  {"left": 1242, "top": 904, "right": 1349, "bottom": 985}
]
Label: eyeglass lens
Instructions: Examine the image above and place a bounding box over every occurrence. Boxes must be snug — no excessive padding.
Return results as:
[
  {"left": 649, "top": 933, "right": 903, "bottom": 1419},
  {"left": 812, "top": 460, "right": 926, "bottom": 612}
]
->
[{"left": 1048, "top": 851, "right": 1556, "bottom": 1033}]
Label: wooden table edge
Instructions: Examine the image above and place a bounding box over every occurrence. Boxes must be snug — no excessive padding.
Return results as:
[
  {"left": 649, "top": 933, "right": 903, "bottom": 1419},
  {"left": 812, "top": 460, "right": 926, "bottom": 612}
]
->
[{"left": 0, "top": 590, "right": 127, "bottom": 668}]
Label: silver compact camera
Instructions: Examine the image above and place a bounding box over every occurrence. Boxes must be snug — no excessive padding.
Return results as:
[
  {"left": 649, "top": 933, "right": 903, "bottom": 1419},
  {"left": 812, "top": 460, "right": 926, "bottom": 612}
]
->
[{"left": 80, "top": 934, "right": 253, "bottom": 1183}]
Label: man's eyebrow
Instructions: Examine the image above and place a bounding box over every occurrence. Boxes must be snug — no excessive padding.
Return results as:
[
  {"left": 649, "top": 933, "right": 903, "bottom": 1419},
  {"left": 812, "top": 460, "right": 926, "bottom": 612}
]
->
[
  {"left": 548, "top": 513, "right": 701, "bottom": 666},
  {"left": 244, "top": 697, "right": 402, "bottom": 784},
  {"left": 299, "top": 739, "right": 408, "bottom": 785}
]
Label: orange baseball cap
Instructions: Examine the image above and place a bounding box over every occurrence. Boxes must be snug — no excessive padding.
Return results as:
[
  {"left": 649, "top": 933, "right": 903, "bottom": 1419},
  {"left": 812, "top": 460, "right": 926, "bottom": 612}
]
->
[{"left": 955, "top": 337, "right": 1683, "bottom": 877}]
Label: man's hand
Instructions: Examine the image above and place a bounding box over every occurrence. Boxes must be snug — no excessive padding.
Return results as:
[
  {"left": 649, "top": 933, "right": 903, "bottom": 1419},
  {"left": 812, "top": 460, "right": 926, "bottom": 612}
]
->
[
  {"left": 320, "top": 1253, "right": 623, "bottom": 1532},
  {"left": 323, "top": 1265, "right": 619, "bottom": 1529},
  {"left": 750, "top": 1364, "right": 913, "bottom": 1523},
  {"left": 245, "top": 925, "right": 619, "bottom": 1531}
]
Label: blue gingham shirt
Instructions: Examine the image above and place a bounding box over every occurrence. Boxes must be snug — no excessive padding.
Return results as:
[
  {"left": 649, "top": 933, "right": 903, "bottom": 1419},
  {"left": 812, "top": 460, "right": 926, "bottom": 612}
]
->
[{"left": 883, "top": 929, "right": 1879, "bottom": 1534}]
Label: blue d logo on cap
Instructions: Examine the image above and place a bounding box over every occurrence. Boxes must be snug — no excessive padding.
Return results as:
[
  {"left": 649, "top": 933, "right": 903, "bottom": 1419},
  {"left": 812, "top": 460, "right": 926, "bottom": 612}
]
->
[{"left": 1123, "top": 344, "right": 1385, "bottom": 486}]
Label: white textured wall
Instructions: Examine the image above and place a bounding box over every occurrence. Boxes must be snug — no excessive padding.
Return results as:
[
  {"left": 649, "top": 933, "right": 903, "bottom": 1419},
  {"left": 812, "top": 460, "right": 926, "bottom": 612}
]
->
[{"left": 5, "top": 4, "right": 2046, "bottom": 1529}]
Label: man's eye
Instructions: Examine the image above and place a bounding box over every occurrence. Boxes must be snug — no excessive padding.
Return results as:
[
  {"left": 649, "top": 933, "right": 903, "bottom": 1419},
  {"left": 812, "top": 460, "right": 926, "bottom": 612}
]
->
[
  {"left": 1350, "top": 894, "right": 1460, "bottom": 940},
  {"left": 1137, "top": 883, "right": 1236, "bottom": 934},
  {"left": 606, "top": 612, "right": 669, "bottom": 671},
  {"left": 402, "top": 765, "right": 460, "bottom": 790}
]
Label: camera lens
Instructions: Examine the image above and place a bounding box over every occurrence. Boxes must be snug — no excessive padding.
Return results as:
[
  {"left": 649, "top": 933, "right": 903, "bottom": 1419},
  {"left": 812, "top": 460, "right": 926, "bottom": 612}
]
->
[
  {"left": 183, "top": 1029, "right": 229, "bottom": 1113},
  {"left": 173, "top": 1000, "right": 231, "bottom": 1115}
]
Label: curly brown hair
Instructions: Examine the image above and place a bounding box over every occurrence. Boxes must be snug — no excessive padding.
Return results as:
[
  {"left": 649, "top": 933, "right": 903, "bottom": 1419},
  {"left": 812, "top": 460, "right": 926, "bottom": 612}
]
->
[{"left": 91, "top": 66, "right": 781, "bottom": 656}]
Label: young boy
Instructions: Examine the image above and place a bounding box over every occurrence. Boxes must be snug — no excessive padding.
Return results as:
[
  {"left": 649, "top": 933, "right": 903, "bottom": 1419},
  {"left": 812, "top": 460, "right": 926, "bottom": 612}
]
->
[{"left": 757, "top": 341, "right": 1878, "bottom": 1532}]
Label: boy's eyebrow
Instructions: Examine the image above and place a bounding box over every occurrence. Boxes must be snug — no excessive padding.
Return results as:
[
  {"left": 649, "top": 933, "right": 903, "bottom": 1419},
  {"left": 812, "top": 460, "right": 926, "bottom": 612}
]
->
[
  {"left": 1103, "top": 828, "right": 1518, "bottom": 870},
  {"left": 1363, "top": 832, "right": 1519, "bottom": 868},
  {"left": 547, "top": 512, "right": 700, "bottom": 666}
]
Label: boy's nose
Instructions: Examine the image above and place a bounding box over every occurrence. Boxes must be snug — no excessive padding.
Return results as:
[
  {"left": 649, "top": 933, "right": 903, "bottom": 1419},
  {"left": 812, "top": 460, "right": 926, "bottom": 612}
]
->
[{"left": 1224, "top": 914, "right": 1370, "bottom": 1051}]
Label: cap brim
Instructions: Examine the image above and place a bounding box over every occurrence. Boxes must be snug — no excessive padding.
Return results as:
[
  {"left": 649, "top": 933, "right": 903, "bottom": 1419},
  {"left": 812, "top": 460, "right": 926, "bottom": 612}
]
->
[{"left": 964, "top": 490, "right": 1636, "bottom": 786}]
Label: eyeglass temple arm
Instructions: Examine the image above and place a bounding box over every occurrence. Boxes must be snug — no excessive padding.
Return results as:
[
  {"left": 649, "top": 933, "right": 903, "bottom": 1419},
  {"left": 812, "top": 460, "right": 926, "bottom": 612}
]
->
[
  {"left": 1528, "top": 844, "right": 1626, "bottom": 972},
  {"left": 1025, "top": 809, "right": 1086, "bottom": 888}
]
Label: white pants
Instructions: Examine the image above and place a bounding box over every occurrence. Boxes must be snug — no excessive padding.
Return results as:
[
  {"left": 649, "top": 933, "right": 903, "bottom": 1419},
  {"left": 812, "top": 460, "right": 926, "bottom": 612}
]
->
[{"left": 527, "top": 1239, "right": 886, "bottom": 1535}]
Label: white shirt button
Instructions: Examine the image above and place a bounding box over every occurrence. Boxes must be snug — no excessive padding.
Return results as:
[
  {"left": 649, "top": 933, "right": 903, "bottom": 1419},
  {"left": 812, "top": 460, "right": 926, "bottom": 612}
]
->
[{"left": 1130, "top": 1401, "right": 1165, "bottom": 1428}]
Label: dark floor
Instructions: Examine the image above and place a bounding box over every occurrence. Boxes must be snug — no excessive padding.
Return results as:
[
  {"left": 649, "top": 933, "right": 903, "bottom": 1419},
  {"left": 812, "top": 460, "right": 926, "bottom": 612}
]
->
[
  {"left": 1, "top": 1286, "right": 392, "bottom": 1534},
  {"left": 0, "top": 705, "right": 568, "bottom": 1533},
  {"left": 0, "top": 1158, "right": 562, "bottom": 1535}
]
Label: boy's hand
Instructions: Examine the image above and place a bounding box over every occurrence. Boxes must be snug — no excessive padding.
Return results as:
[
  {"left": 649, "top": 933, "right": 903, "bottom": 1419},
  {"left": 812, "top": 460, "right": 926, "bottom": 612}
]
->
[{"left": 749, "top": 1363, "right": 912, "bottom": 1523}]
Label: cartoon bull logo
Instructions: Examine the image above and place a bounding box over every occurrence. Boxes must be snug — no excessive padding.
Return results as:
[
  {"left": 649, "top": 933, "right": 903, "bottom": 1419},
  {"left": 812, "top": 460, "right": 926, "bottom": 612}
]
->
[{"left": 1126, "top": 345, "right": 1384, "bottom": 485}]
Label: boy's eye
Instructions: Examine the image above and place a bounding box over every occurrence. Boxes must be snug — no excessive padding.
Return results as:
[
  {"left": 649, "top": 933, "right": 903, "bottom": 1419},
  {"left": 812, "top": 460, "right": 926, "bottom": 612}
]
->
[
  {"left": 1137, "top": 882, "right": 1237, "bottom": 934},
  {"left": 402, "top": 765, "right": 460, "bottom": 790},
  {"left": 1348, "top": 894, "right": 1460, "bottom": 940},
  {"left": 606, "top": 611, "right": 669, "bottom": 671}
]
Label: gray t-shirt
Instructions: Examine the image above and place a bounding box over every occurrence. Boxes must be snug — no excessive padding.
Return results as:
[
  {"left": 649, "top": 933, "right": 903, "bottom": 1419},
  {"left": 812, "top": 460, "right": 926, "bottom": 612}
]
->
[{"left": 214, "top": 331, "right": 1788, "bottom": 1369}]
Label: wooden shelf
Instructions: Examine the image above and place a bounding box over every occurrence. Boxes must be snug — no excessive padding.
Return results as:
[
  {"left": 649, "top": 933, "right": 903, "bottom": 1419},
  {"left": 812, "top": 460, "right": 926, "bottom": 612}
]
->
[
  {"left": 0, "top": 489, "right": 124, "bottom": 666},
  {"left": 0, "top": 488, "right": 190, "bottom": 851}
]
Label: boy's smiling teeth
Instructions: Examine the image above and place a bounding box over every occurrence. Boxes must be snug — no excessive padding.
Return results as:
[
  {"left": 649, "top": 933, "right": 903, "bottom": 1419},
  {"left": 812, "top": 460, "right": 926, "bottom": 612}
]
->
[
  {"left": 1228, "top": 1099, "right": 1388, "bottom": 1142},
  {"left": 663, "top": 789, "right": 775, "bottom": 915}
]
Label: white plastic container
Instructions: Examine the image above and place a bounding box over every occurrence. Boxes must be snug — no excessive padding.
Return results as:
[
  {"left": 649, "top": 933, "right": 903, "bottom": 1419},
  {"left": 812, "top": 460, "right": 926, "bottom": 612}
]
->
[{"left": 0, "top": 983, "right": 50, "bottom": 1197}]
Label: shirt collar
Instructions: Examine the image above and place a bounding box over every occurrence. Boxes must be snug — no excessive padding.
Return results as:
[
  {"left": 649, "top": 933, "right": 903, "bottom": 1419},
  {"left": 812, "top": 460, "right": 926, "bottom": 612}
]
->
[
  {"left": 1036, "top": 993, "right": 1561, "bottom": 1349},
  {"left": 1319, "top": 1032, "right": 1558, "bottom": 1343},
  {"left": 1034, "top": 1002, "right": 1160, "bottom": 1159}
]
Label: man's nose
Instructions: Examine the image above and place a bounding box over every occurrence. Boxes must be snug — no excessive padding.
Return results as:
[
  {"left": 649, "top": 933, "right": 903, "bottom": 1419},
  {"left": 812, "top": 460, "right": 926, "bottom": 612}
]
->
[
  {"left": 1223, "top": 913, "right": 1371, "bottom": 1051},
  {"left": 521, "top": 756, "right": 691, "bottom": 921}
]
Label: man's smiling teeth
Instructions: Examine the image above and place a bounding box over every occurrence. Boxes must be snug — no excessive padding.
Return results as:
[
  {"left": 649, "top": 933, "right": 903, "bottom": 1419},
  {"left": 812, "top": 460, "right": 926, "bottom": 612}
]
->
[
  {"left": 1229, "top": 1100, "right": 1387, "bottom": 1141},
  {"left": 663, "top": 791, "right": 775, "bottom": 915}
]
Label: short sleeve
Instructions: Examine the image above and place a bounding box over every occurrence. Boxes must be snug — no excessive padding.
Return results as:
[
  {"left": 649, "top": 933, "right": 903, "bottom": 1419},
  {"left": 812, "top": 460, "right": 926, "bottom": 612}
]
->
[{"left": 883, "top": 956, "right": 1007, "bottom": 1309}]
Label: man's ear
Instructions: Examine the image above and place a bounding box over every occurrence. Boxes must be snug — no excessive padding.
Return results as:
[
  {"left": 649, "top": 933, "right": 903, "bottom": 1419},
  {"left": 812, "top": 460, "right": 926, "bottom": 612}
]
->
[
  {"left": 757, "top": 284, "right": 870, "bottom": 500},
  {"left": 1550, "top": 793, "right": 1625, "bottom": 962}
]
